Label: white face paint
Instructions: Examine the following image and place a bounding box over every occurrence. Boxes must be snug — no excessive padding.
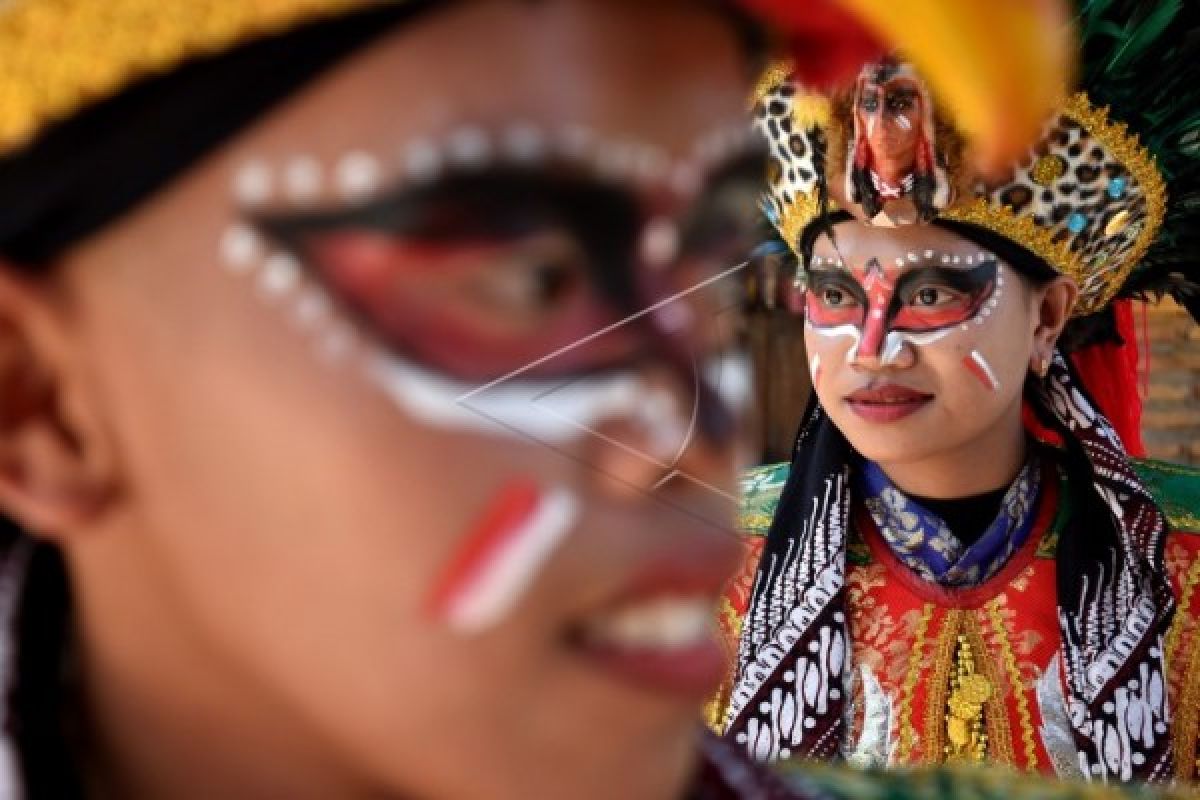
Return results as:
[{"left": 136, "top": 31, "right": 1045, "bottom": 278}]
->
[
  {"left": 805, "top": 256, "right": 1005, "bottom": 367},
  {"left": 806, "top": 320, "right": 958, "bottom": 366},
  {"left": 229, "top": 120, "right": 756, "bottom": 213},
  {"left": 220, "top": 121, "right": 757, "bottom": 450},
  {"left": 435, "top": 485, "right": 580, "bottom": 635},
  {"left": 965, "top": 349, "right": 1001, "bottom": 392}
]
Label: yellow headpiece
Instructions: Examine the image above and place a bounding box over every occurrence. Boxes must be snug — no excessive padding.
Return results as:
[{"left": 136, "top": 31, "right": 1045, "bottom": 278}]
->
[{"left": 0, "top": 0, "right": 383, "bottom": 156}]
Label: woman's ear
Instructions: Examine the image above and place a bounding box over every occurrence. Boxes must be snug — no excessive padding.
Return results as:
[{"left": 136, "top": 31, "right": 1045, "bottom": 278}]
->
[
  {"left": 0, "top": 264, "right": 118, "bottom": 539},
  {"left": 1030, "top": 275, "right": 1078, "bottom": 375}
]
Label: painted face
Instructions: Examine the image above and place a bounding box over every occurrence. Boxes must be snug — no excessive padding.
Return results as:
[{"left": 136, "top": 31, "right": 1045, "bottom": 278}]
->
[
  {"left": 855, "top": 66, "right": 924, "bottom": 166},
  {"left": 803, "top": 220, "right": 1039, "bottom": 470},
  {"left": 229, "top": 123, "right": 759, "bottom": 448},
  {"left": 805, "top": 251, "right": 1000, "bottom": 366},
  {"left": 52, "top": 4, "right": 753, "bottom": 799}
]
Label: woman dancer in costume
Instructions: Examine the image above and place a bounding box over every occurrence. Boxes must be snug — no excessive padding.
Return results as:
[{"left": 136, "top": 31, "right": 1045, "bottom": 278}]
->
[
  {"left": 0, "top": 0, "right": 1092, "bottom": 797},
  {"left": 721, "top": 0, "right": 1200, "bottom": 785}
]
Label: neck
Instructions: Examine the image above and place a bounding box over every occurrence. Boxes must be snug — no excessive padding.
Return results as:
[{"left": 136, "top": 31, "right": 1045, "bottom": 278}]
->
[
  {"left": 874, "top": 402, "right": 1027, "bottom": 500},
  {"left": 64, "top": 529, "right": 371, "bottom": 800}
]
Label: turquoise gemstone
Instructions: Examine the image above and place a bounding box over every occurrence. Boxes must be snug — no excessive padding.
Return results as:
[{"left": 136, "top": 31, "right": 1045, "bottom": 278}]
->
[
  {"left": 1107, "top": 177, "right": 1127, "bottom": 199},
  {"left": 1067, "top": 212, "right": 1088, "bottom": 233}
]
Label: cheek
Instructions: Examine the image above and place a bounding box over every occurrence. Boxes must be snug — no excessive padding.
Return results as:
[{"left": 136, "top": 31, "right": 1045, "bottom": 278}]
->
[
  {"left": 803, "top": 325, "right": 853, "bottom": 397},
  {"left": 924, "top": 324, "right": 1026, "bottom": 407}
]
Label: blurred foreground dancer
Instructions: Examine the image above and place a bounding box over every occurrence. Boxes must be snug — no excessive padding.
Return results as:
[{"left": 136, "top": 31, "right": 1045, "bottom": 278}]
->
[
  {"left": 0, "top": 0, "right": 1107, "bottom": 797},
  {"left": 720, "top": 0, "right": 1200, "bottom": 786}
]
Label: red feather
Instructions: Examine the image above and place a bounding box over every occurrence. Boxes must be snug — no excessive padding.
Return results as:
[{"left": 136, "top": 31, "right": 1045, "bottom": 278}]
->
[{"left": 738, "top": 0, "right": 885, "bottom": 89}]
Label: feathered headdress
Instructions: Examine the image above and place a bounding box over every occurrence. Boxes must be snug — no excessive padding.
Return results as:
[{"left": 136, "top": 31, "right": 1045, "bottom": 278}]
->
[{"left": 756, "top": 0, "right": 1199, "bottom": 320}]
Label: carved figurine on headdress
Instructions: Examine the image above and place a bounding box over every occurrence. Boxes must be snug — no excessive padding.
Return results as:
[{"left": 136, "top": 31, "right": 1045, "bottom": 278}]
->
[{"left": 844, "top": 58, "right": 955, "bottom": 225}]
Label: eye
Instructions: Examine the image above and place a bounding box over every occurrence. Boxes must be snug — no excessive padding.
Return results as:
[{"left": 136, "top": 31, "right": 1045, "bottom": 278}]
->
[
  {"left": 911, "top": 286, "right": 959, "bottom": 308},
  {"left": 886, "top": 91, "right": 915, "bottom": 113},
  {"left": 468, "top": 255, "right": 581, "bottom": 318},
  {"left": 860, "top": 93, "right": 880, "bottom": 113},
  {"left": 821, "top": 287, "right": 850, "bottom": 307}
]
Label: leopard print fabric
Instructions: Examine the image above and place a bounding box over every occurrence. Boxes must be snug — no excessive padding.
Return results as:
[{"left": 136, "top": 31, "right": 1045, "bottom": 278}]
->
[
  {"left": 982, "top": 114, "right": 1151, "bottom": 313},
  {"left": 751, "top": 80, "right": 825, "bottom": 247}
]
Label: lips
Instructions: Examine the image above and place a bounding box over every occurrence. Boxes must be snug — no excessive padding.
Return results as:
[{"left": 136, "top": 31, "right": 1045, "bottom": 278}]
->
[
  {"left": 568, "top": 535, "right": 741, "bottom": 701},
  {"left": 844, "top": 383, "right": 933, "bottom": 423}
]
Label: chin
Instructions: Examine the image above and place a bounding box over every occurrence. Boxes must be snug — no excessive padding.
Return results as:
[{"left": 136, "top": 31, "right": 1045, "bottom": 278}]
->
[{"left": 836, "top": 417, "right": 950, "bottom": 466}]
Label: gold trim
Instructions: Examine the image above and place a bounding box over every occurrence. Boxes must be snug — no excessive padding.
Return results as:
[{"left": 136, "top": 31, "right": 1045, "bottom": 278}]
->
[
  {"left": 924, "top": 609, "right": 964, "bottom": 763},
  {"left": 778, "top": 191, "right": 822, "bottom": 251},
  {"left": 986, "top": 600, "right": 1039, "bottom": 770},
  {"left": 749, "top": 60, "right": 794, "bottom": 109},
  {"left": 944, "top": 627, "right": 995, "bottom": 764},
  {"left": 737, "top": 512, "right": 774, "bottom": 536},
  {"left": 967, "top": 615, "right": 1018, "bottom": 768},
  {"left": 942, "top": 199, "right": 1086, "bottom": 294},
  {"left": 791, "top": 94, "right": 832, "bottom": 131},
  {"left": 0, "top": 0, "right": 378, "bottom": 155},
  {"left": 1169, "top": 559, "right": 1200, "bottom": 781},
  {"left": 1173, "top": 624, "right": 1200, "bottom": 782},
  {"left": 1059, "top": 92, "right": 1168, "bottom": 314},
  {"left": 1166, "top": 559, "right": 1200, "bottom": 670},
  {"left": 896, "top": 603, "right": 935, "bottom": 762}
]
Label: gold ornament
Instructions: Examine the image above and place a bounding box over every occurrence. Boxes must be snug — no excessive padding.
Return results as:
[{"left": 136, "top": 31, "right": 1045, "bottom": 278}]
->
[
  {"left": 1031, "top": 154, "right": 1067, "bottom": 186},
  {"left": 1105, "top": 209, "right": 1132, "bottom": 237},
  {"left": 944, "top": 635, "right": 992, "bottom": 763}
]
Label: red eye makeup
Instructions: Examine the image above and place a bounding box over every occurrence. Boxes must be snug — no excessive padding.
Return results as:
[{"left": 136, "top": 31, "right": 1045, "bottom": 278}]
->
[
  {"left": 804, "top": 250, "right": 1001, "bottom": 362},
  {"left": 218, "top": 125, "right": 764, "bottom": 447}
]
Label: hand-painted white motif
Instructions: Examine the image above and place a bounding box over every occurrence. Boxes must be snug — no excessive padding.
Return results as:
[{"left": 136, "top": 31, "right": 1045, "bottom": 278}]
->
[
  {"left": 440, "top": 486, "right": 579, "bottom": 634},
  {"left": 1038, "top": 352, "right": 1175, "bottom": 781},
  {"left": 230, "top": 120, "right": 759, "bottom": 213},
  {"left": 727, "top": 469, "right": 851, "bottom": 762},
  {"left": 804, "top": 263, "right": 1004, "bottom": 367}
]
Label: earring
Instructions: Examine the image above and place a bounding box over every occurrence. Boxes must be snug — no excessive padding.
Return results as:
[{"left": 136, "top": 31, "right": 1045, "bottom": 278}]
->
[{"left": 1038, "top": 356, "right": 1050, "bottom": 377}]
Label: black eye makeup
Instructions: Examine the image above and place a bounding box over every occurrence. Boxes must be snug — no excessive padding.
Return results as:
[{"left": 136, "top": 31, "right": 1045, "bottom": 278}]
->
[{"left": 233, "top": 147, "right": 765, "bottom": 384}]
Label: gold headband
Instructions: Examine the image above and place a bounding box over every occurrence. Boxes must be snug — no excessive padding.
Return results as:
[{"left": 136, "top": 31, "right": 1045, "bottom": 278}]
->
[{"left": 0, "top": 0, "right": 385, "bottom": 157}]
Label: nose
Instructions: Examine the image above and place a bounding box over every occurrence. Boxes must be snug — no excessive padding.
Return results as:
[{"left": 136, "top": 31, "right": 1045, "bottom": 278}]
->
[{"left": 849, "top": 330, "right": 916, "bottom": 371}]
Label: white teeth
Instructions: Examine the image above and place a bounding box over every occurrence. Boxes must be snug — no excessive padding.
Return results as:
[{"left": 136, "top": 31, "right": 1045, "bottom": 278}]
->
[{"left": 584, "top": 596, "right": 714, "bottom": 651}]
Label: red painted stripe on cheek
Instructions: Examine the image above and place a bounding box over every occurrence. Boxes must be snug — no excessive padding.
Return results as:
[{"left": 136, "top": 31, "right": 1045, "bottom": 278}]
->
[
  {"left": 425, "top": 479, "right": 543, "bottom": 618},
  {"left": 963, "top": 352, "right": 1000, "bottom": 392}
]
